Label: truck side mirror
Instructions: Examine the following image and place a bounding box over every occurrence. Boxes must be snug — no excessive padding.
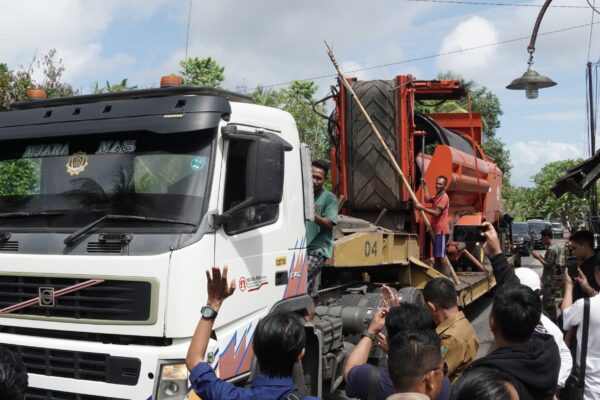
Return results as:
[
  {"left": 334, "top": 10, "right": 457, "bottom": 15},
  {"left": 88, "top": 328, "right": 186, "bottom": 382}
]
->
[
  {"left": 212, "top": 126, "right": 292, "bottom": 232},
  {"left": 246, "top": 132, "right": 288, "bottom": 205}
]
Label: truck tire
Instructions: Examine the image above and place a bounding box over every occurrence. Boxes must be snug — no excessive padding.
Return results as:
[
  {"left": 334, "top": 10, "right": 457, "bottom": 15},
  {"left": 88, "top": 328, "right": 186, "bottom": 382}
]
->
[
  {"left": 348, "top": 80, "right": 401, "bottom": 212},
  {"left": 397, "top": 287, "right": 424, "bottom": 306}
]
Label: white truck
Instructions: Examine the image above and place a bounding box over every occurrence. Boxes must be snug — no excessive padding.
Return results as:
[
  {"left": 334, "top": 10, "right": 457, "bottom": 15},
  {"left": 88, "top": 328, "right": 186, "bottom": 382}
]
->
[
  {"left": 0, "top": 83, "right": 323, "bottom": 399},
  {"left": 0, "top": 78, "right": 498, "bottom": 399}
]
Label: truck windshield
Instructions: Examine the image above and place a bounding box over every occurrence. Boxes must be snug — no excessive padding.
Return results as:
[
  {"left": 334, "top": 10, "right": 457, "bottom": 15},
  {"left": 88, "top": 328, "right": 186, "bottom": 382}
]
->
[
  {"left": 528, "top": 222, "right": 546, "bottom": 232},
  {"left": 0, "top": 130, "right": 214, "bottom": 231}
]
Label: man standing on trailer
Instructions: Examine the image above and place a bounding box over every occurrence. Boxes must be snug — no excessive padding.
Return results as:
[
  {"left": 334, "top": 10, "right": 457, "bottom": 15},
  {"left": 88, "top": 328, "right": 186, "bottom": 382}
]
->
[
  {"left": 416, "top": 176, "right": 451, "bottom": 273},
  {"left": 306, "top": 160, "right": 338, "bottom": 300}
]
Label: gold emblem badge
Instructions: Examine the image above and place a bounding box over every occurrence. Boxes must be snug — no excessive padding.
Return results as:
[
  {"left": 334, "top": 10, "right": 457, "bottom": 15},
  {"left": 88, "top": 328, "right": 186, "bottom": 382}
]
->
[{"left": 66, "top": 152, "right": 89, "bottom": 176}]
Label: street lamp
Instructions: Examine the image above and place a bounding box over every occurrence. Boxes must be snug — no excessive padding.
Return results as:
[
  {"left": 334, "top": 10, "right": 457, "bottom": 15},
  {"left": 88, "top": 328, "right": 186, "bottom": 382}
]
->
[{"left": 506, "top": 0, "right": 557, "bottom": 99}]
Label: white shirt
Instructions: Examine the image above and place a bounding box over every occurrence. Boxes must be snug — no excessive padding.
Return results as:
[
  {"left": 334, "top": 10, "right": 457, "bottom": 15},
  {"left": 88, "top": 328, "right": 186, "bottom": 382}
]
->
[
  {"left": 563, "top": 295, "right": 600, "bottom": 400},
  {"left": 541, "top": 314, "right": 573, "bottom": 387}
]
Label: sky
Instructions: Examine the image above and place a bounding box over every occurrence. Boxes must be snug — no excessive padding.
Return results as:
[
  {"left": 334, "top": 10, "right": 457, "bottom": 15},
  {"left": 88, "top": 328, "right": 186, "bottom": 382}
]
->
[{"left": 0, "top": 0, "right": 598, "bottom": 187}]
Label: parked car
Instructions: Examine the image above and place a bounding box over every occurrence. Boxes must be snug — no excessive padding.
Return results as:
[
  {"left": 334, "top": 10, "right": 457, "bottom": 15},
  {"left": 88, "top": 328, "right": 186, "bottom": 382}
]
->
[
  {"left": 512, "top": 222, "right": 533, "bottom": 255},
  {"left": 551, "top": 221, "right": 564, "bottom": 238},
  {"left": 527, "top": 219, "right": 552, "bottom": 249}
]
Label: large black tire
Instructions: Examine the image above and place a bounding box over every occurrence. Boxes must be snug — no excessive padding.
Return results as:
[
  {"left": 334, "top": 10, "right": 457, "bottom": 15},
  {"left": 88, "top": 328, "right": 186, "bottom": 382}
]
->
[
  {"left": 348, "top": 80, "right": 402, "bottom": 211},
  {"left": 397, "top": 287, "right": 424, "bottom": 306}
]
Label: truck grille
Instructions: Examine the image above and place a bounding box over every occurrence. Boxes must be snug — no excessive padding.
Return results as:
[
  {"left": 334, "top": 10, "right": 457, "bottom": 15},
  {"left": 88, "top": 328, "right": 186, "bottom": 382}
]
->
[
  {"left": 6, "top": 344, "right": 140, "bottom": 385},
  {"left": 26, "top": 388, "right": 127, "bottom": 400},
  {"left": 0, "top": 276, "right": 152, "bottom": 322}
]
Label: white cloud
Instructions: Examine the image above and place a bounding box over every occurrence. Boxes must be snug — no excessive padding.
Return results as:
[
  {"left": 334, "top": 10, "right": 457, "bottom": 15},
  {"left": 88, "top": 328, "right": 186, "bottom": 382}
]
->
[
  {"left": 175, "top": 0, "right": 435, "bottom": 93},
  {"left": 0, "top": 0, "right": 169, "bottom": 86},
  {"left": 510, "top": 140, "right": 584, "bottom": 187},
  {"left": 435, "top": 16, "right": 499, "bottom": 82},
  {"left": 431, "top": 3, "right": 592, "bottom": 95}
]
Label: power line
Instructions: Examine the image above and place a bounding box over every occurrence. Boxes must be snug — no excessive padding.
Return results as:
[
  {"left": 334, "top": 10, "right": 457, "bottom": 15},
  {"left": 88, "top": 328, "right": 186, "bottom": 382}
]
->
[
  {"left": 239, "top": 20, "right": 600, "bottom": 93},
  {"left": 185, "top": 0, "right": 193, "bottom": 61},
  {"left": 587, "top": 0, "right": 596, "bottom": 60},
  {"left": 403, "top": 0, "right": 587, "bottom": 8}
]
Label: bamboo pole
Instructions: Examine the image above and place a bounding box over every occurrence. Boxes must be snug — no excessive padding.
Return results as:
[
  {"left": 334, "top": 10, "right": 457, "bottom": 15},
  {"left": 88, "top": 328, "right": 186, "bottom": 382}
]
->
[
  {"left": 325, "top": 42, "right": 461, "bottom": 285},
  {"left": 461, "top": 249, "right": 487, "bottom": 274}
]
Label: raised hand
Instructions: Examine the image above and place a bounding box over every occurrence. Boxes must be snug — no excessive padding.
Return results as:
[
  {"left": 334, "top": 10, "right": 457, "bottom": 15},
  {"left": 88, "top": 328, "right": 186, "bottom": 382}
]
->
[
  {"left": 574, "top": 267, "right": 595, "bottom": 296},
  {"left": 368, "top": 307, "right": 389, "bottom": 335},
  {"left": 206, "top": 266, "right": 236, "bottom": 310},
  {"left": 380, "top": 284, "right": 400, "bottom": 308},
  {"left": 481, "top": 222, "right": 502, "bottom": 257}
]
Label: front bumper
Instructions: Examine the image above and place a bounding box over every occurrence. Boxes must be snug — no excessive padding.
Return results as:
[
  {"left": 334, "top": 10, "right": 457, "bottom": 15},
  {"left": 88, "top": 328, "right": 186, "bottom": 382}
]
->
[
  {"left": 513, "top": 243, "right": 531, "bottom": 255},
  {"left": 0, "top": 331, "right": 190, "bottom": 400}
]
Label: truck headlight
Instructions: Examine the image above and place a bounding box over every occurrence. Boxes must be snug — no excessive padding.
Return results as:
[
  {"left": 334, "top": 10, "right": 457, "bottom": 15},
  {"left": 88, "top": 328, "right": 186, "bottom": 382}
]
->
[{"left": 156, "top": 362, "right": 189, "bottom": 400}]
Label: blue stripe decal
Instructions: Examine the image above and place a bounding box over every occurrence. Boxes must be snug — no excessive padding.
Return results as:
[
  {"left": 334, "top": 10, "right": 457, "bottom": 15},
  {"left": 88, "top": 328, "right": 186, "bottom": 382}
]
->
[{"left": 235, "top": 329, "right": 257, "bottom": 375}]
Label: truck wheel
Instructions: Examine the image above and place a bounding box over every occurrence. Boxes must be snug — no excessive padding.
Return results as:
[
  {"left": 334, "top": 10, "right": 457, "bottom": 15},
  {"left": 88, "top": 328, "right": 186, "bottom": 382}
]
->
[
  {"left": 397, "top": 287, "right": 424, "bottom": 306},
  {"left": 348, "top": 80, "right": 401, "bottom": 212}
]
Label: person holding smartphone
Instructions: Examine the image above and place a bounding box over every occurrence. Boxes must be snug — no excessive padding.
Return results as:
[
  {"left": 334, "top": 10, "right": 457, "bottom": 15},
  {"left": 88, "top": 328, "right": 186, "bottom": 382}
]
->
[{"left": 531, "top": 228, "right": 563, "bottom": 321}]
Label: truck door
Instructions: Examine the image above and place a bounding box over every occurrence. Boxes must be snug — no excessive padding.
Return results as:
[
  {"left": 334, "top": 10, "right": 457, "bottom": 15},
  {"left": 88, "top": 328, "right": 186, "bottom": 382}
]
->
[{"left": 212, "top": 126, "right": 293, "bottom": 379}]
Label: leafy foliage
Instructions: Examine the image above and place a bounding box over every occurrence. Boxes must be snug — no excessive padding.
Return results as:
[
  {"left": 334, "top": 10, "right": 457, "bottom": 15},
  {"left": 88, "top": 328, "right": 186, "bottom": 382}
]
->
[
  {"left": 92, "top": 78, "right": 138, "bottom": 94},
  {"left": 39, "top": 49, "right": 76, "bottom": 99},
  {"left": 179, "top": 57, "right": 225, "bottom": 88},
  {"left": 0, "top": 64, "right": 32, "bottom": 111},
  {"left": 415, "top": 71, "right": 511, "bottom": 180},
  {"left": 0, "top": 159, "right": 41, "bottom": 196},
  {"left": 504, "top": 159, "right": 590, "bottom": 228},
  {"left": 252, "top": 80, "right": 330, "bottom": 161},
  {"left": 0, "top": 49, "right": 75, "bottom": 196}
]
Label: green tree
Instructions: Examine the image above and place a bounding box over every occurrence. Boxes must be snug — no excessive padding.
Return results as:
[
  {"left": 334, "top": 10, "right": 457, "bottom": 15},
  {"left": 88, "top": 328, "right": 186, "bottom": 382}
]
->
[
  {"left": 92, "top": 78, "right": 138, "bottom": 94},
  {"left": 503, "top": 185, "right": 535, "bottom": 221},
  {"left": 0, "top": 64, "right": 33, "bottom": 111},
  {"left": 179, "top": 57, "right": 225, "bottom": 88},
  {"left": 253, "top": 80, "right": 329, "bottom": 161},
  {"left": 416, "top": 71, "right": 511, "bottom": 181},
  {"left": 39, "top": 49, "right": 75, "bottom": 99},
  {"left": 0, "top": 49, "right": 75, "bottom": 195},
  {"left": 252, "top": 86, "right": 281, "bottom": 108},
  {"left": 528, "top": 159, "right": 589, "bottom": 227},
  {"left": 0, "top": 49, "right": 75, "bottom": 111}
]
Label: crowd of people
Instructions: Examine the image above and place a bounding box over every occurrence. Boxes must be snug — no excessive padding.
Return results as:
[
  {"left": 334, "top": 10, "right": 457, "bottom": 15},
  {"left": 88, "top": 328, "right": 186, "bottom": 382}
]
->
[{"left": 0, "top": 162, "right": 598, "bottom": 400}]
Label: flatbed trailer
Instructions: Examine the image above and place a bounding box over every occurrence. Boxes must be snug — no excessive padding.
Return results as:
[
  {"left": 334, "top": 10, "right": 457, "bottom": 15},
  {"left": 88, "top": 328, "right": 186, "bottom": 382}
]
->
[{"left": 328, "top": 215, "right": 495, "bottom": 307}]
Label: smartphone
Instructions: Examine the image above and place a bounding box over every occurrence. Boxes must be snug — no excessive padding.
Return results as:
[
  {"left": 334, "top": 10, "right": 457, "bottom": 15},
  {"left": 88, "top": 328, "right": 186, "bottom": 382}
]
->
[
  {"left": 453, "top": 225, "right": 486, "bottom": 242},
  {"left": 566, "top": 257, "right": 578, "bottom": 279}
]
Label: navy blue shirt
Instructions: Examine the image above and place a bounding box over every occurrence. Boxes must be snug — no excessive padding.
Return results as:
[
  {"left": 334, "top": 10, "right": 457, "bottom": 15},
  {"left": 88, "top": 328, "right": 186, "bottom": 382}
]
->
[
  {"left": 345, "top": 364, "right": 451, "bottom": 400},
  {"left": 190, "top": 362, "right": 320, "bottom": 400}
]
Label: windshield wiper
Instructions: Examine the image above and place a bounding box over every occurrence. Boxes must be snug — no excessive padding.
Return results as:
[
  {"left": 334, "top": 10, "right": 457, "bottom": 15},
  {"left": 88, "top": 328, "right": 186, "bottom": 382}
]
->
[
  {"left": 0, "top": 209, "right": 69, "bottom": 219},
  {"left": 64, "top": 214, "right": 196, "bottom": 246}
]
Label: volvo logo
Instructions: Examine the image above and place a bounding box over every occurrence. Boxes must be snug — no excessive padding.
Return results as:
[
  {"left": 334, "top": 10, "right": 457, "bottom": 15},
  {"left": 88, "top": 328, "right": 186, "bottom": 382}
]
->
[{"left": 38, "top": 287, "right": 55, "bottom": 307}]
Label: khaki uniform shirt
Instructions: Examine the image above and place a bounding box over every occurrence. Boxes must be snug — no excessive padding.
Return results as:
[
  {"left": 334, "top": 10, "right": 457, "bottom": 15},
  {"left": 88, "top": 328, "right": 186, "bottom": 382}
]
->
[{"left": 436, "top": 311, "right": 478, "bottom": 382}]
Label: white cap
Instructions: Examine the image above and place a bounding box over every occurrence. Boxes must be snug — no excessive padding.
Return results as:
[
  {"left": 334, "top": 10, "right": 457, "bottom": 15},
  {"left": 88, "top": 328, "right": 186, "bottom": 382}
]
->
[{"left": 515, "top": 268, "right": 541, "bottom": 292}]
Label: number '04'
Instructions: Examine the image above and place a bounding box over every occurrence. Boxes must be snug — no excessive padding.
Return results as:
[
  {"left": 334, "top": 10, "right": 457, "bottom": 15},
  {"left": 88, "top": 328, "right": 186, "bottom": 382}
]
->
[{"left": 364, "top": 241, "right": 378, "bottom": 257}]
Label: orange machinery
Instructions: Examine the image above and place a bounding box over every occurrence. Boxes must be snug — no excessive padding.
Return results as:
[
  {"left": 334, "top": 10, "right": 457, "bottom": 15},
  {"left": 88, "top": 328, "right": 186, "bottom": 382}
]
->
[{"left": 329, "top": 76, "right": 504, "bottom": 266}]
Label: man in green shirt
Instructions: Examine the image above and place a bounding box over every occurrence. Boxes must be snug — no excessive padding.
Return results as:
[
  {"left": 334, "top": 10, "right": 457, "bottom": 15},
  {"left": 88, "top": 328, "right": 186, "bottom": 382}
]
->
[
  {"left": 306, "top": 160, "right": 338, "bottom": 299},
  {"left": 532, "top": 228, "right": 564, "bottom": 321}
]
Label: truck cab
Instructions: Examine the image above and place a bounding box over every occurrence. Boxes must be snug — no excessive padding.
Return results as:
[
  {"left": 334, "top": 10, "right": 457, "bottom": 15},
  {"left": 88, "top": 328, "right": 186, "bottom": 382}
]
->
[{"left": 0, "top": 85, "right": 312, "bottom": 399}]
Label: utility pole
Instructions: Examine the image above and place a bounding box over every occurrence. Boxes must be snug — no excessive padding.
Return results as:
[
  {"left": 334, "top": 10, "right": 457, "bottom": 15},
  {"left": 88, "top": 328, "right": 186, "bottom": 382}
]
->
[{"left": 588, "top": 62, "right": 598, "bottom": 236}]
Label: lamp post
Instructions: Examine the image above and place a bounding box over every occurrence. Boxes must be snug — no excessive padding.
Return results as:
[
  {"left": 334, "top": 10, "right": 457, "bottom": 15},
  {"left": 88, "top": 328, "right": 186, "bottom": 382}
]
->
[{"left": 506, "top": 0, "right": 557, "bottom": 99}]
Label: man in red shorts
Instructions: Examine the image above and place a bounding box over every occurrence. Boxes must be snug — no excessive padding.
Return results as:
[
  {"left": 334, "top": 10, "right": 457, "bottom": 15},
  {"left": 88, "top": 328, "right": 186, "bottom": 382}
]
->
[{"left": 416, "top": 176, "right": 451, "bottom": 273}]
